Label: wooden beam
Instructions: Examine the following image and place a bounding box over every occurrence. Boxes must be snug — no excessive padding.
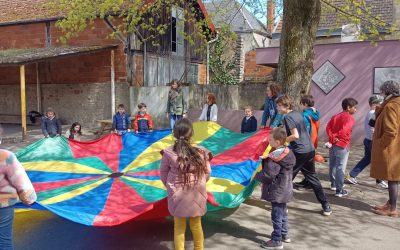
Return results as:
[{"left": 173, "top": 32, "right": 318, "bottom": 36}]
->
[
  {"left": 111, "top": 50, "right": 115, "bottom": 118},
  {"left": 36, "top": 63, "right": 42, "bottom": 112},
  {"left": 20, "top": 64, "right": 27, "bottom": 141}
]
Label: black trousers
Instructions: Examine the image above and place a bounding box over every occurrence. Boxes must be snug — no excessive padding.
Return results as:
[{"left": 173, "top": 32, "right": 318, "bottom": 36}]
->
[{"left": 292, "top": 150, "right": 329, "bottom": 205}]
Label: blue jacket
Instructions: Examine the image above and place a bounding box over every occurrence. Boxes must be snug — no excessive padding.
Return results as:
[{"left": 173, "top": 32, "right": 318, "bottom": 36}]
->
[
  {"left": 241, "top": 116, "right": 257, "bottom": 133},
  {"left": 41, "top": 116, "right": 62, "bottom": 136},
  {"left": 112, "top": 112, "right": 131, "bottom": 131},
  {"left": 302, "top": 108, "right": 320, "bottom": 134},
  {"left": 261, "top": 96, "right": 283, "bottom": 128}
]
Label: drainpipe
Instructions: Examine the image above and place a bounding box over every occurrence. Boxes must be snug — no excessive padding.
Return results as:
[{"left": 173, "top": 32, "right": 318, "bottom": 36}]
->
[{"left": 206, "top": 32, "right": 219, "bottom": 85}]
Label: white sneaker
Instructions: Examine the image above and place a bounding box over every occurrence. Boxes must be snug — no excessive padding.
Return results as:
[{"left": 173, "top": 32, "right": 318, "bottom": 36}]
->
[
  {"left": 345, "top": 175, "right": 358, "bottom": 185},
  {"left": 377, "top": 181, "right": 389, "bottom": 189}
]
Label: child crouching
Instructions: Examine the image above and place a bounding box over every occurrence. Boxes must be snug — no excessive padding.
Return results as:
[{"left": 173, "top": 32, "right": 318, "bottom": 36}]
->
[{"left": 255, "top": 128, "right": 296, "bottom": 249}]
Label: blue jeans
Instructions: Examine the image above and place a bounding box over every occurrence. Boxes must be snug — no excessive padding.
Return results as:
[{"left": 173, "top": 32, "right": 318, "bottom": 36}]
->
[
  {"left": 350, "top": 139, "right": 371, "bottom": 178},
  {"left": 116, "top": 129, "right": 129, "bottom": 135},
  {"left": 0, "top": 206, "right": 14, "bottom": 250},
  {"left": 169, "top": 114, "right": 183, "bottom": 129},
  {"left": 271, "top": 202, "right": 288, "bottom": 242},
  {"left": 329, "top": 145, "right": 349, "bottom": 191}
]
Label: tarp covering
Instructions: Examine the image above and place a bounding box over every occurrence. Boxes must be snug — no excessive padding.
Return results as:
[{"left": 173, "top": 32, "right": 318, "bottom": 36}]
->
[{"left": 16, "top": 122, "right": 271, "bottom": 226}]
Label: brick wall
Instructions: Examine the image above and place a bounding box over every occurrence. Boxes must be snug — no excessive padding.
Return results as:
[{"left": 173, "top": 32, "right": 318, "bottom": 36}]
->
[
  {"left": 0, "top": 19, "right": 127, "bottom": 83},
  {"left": 198, "top": 64, "right": 206, "bottom": 84},
  {"left": 0, "top": 23, "right": 46, "bottom": 49},
  {"left": 133, "top": 54, "right": 144, "bottom": 86},
  {"left": 244, "top": 50, "right": 274, "bottom": 83}
]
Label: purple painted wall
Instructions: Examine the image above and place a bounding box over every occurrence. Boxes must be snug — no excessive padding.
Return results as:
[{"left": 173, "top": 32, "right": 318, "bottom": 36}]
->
[{"left": 256, "top": 40, "right": 400, "bottom": 143}]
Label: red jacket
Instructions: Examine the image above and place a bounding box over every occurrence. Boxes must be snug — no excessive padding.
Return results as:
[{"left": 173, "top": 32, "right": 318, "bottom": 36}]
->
[
  {"left": 133, "top": 112, "right": 153, "bottom": 132},
  {"left": 326, "top": 111, "right": 355, "bottom": 149}
]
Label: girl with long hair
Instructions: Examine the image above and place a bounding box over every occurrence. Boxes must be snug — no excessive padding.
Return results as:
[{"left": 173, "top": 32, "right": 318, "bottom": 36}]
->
[
  {"left": 65, "top": 122, "right": 82, "bottom": 141},
  {"left": 160, "top": 118, "right": 212, "bottom": 250}
]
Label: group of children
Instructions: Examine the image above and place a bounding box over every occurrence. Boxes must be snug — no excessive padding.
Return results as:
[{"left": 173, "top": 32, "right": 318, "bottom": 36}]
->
[
  {"left": 160, "top": 90, "right": 391, "bottom": 250},
  {"left": 111, "top": 103, "right": 153, "bottom": 134},
  {"left": 40, "top": 103, "right": 154, "bottom": 140},
  {"left": 37, "top": 84, "right": 389, "bottom": 250}
]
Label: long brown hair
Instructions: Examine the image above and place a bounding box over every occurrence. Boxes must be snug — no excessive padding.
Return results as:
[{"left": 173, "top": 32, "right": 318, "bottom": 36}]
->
[
  {"left": 173, "top": 118, "right": 207, "bottom": 187},
  {"left": 267, "top": 83, "right": 280, "bottom": 97}
]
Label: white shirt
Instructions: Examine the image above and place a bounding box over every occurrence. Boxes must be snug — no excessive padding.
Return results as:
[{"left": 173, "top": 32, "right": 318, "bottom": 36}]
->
[{"left": 199, "top": 104, "right": 218, "bottom": 122}]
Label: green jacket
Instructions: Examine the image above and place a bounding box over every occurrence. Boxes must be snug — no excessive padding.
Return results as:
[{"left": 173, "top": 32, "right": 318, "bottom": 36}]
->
[{"left": 166, "top": 90, "right": 187, "bottom": 115}]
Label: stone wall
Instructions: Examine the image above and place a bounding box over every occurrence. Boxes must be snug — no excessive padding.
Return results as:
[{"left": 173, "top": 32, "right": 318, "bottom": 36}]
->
[
  {"left": 0, "top": 82, "right": 130, "bottom": 127},
  {"left": 130, "top": 84, "right": 267, "bottom": 130}
]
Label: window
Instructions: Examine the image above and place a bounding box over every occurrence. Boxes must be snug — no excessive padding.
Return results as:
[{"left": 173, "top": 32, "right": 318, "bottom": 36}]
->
[{"left": 171, "top": 6, "right": 184, "bottom": 55}]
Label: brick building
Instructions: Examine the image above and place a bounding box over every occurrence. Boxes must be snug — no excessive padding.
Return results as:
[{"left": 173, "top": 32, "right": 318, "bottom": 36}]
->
[
  {"left": 0, "top": 0, "right": 215, "bottom": 129},
  {"left": 204, "top": 0, "right": 274, "bottom": 83}
]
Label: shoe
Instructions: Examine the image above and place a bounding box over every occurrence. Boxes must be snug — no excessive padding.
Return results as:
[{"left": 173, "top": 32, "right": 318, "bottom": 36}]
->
[
  {"left": 335, "top": 189, "right": 349, "bottom": 197},
  {"left": 322, "top": 203, "right": 332, "bottom": 216},
  {"left": 373, "top": 206, "right": 398, "bottom": 217},
  {"left": 372, "top": 200, "right": 390, "bottom": 210},
  {"left": 345, "top": 174, "right": 358, "bottom": 185},
  {"left": 282, "top": 235, "right": 291, "bottom": 243},
  {"left": 260, "top": 240, "right": 283, "bottom": 249},
  {"left": 376, "top": 181, "right": 388, "bottom": 189},
  {"left": 330, "top": 186, "right": 336, "bottom": 191},
  {"left": 294, "top": 179, "right": 308, "bottom": 187}
]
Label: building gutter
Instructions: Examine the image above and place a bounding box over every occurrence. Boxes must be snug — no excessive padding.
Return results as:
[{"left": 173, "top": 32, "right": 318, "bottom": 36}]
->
[{"left": 0, "top": 17, "right": 62, "bottom": 27}]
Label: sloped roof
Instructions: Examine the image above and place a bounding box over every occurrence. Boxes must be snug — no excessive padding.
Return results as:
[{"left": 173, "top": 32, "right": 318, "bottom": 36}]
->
[
  {"left": 319, "top": 0, "right": 394, "bottom": 29},
  {"left": 273, "top": 0, "right": 394, "bottom": 34},
  {"left": 0, "top": 45, "right": 117, "bottom": 66},
  {"left": 0, "top": 0, "right": 215, "bottom": 33},
  {"left": 0, "top": 0, "right": 60, "bottom": 24},
  {"left": 204, "top": 0, "right": 269, "bottom": 34}
]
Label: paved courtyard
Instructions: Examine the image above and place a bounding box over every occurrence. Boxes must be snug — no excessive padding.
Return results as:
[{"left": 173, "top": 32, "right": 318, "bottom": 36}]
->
[{"left": 1, "top": 124, "right": 399, "bottom": 250}]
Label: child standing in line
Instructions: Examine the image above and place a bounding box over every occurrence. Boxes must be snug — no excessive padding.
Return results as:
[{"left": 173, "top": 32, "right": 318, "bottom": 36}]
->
[
  {"left": 276, "top": 95, "right": 332, "bottom": 216},
  {"left": 255, "top": 128, "right": 296, "bottom": 249},
  {"left": 65, "top": 122, "right": 82, "bottom": 141},
  {"left": 241, "top": 105, "right": 258, "bottom": 133},
  {"left": 41, "top": 107, "right": 62, "bottom": 138},
  {"left": 133, "top": 103, "right": 153, "bottom": 133},
  {"left": 160, "top": 118, "right": 212, "bottom": 250},
  {"left": 345, "top": 95, "right": 388, "bottom": 188},
  {"left": 326, "top": 98, "right": 358, "bottom": 197},
  {"left": 112, "top": 104, "right": 131, "bottom": 135}
]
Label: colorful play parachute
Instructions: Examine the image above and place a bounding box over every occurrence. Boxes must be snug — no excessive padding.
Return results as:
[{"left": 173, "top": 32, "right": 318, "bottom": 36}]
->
[{"left": 16, "top": 122, "right": 270, "bottom": 226}]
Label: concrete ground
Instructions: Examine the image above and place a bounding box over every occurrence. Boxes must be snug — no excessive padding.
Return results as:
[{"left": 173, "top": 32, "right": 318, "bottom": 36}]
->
[{"left": 1, "top": 124, "right": 399, "bottom": 250}]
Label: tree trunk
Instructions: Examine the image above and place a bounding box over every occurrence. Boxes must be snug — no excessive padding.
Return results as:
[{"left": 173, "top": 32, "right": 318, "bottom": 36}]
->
[{"left": 277, "top": 0, "right": 321, "bottom": 106}]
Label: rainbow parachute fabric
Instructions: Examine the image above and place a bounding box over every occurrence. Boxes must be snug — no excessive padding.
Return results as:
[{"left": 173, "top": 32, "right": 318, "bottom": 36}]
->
[{"left": 16, "top": 122, "right": 270, "bottom": 226}]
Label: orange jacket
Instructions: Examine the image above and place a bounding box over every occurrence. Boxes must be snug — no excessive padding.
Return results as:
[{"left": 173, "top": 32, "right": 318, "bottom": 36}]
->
[{"left": 133, "top": 112, "right": 153, "bottom": 132}]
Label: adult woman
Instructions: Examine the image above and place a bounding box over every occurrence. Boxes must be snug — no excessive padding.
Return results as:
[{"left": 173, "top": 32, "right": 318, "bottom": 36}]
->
[
  {"left": 0, "top": 142, "right": 37, "bottom": 249},
  {"left": 198, "top": 93, "right": 218, "bottom": 122},
  {"left": 261, "top": 83, "right": 284, "bottom": 128},
  {"left": 166, "top": 79, "right": 187, "bottom": 129},
  {"left": 370, "top": 80, "right": 400, "bottom": 217}
]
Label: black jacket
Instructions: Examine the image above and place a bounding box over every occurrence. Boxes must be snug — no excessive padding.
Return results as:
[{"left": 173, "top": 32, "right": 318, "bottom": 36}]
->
[
  {"left": 241, "top": 116, "right": 257, "bottom": 133},
  {"left": 255, "top": 148, "right": 295, "bottom": 203}
]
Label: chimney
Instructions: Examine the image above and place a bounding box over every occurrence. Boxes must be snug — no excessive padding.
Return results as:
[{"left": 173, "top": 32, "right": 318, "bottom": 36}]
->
[{"left": 267, "top": 0, "right": 275, "bottom": 33}]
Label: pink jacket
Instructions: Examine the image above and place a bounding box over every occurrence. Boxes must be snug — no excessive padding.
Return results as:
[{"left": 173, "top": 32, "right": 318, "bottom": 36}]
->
[
  {"left": 0, "top": 149, "right": 37, "bottom": 208},
  {"left": 160, "top": 146, "right": 211, "bottom": 217}
]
